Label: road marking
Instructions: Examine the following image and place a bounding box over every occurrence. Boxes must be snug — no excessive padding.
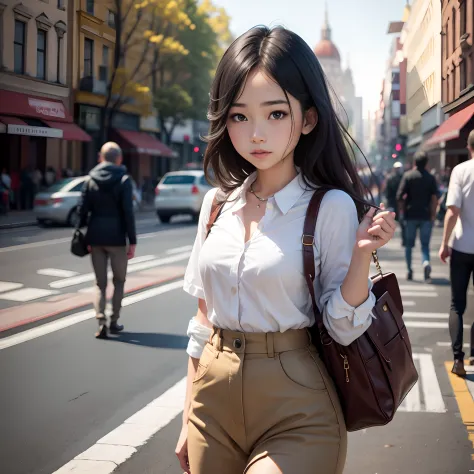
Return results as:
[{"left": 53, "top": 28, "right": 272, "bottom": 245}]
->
[
  {"left": 399, "top": 284, "right": 442, "bottom": 291},
  {"left": 406, "top": 321, "right": 470, "bottom": 329},
  {"left": 52, "top": 377, "right": 187, "bottom": 474},
  {"left": 399, "top": 354, "right": 446, "bottom": 413},
  {"left": 49, "top": 252, "right": 191, "bottom": 289},
  {"left": 128, "top": 255, "right": 156, "bottom": 265},
  {"left": 0, "top": 280, "right": 184, "bottom": 350},
  {"left": 166, "top": 245, "right": 193, "bottom": 255},
  {"left": 403, "top": 300, "right": 416, "bottom": 306},
  {"left": 404, "top": 312, "right": 448, "bottom": 319},
  {"left": 37, "top": 268, "right": 79, "bottom": 278},
  {"left": 444, "top": 361, "right": 474, "bottom": 458},
  {"left": 436, "top": 342, "right": 470, "bottom": 348},
  {"left": 400, "top": 291, "right": 438, "bottom": 297},
  {"left": 0, "top": 287, "right": 59, "bottom": 302},
  {"left": 0, "top": 281, "right": 23, "bottom": 293}
]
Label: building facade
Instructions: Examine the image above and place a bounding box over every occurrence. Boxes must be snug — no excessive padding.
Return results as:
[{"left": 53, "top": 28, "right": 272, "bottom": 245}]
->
[
  {"left": 426, "top": 0, "right": 474, "bottom": 169},
  {"left": 0, "top": 0, "right": 91, "bottom": 196},
  {"left": 402, "top": 0, "right": 444, "bottom": 169},
  {"left": 68, "top": 0, "right": 175, "bottom": 184},
  {"left": 313, "top": 7, "right": 364, "bottom": 152}
]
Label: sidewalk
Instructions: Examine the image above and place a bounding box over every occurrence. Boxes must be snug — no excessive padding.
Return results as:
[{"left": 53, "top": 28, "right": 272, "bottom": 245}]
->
[{"left": 0, "top": 204, "right": 155, "bottom": 230}]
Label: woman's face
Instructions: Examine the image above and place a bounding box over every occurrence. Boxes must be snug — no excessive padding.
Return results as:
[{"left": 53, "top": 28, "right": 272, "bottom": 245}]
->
[{"left": 226, "top": 69, "right": 316, "bottom": 172}]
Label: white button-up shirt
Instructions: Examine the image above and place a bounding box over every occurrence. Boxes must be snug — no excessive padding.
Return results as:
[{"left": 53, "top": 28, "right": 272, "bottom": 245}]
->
[{"left": 184, "top": 172, "right": 375, "bottom": 349}]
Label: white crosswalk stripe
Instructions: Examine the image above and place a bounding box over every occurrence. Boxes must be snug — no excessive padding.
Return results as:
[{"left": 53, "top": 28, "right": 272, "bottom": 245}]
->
[{"left": 398, "top": 353, "right": 446, "bottom": 413}]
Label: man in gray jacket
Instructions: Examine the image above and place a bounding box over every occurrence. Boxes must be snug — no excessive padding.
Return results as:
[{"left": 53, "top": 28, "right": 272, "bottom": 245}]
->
[{"left": 78, "top": 142, "right": 137, "bottom": 339}]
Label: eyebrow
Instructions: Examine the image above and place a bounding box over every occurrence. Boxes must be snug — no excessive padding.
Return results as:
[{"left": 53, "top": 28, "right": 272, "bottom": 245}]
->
[{"left": 230, "top": 100, "right": 289, "bottom": 107}]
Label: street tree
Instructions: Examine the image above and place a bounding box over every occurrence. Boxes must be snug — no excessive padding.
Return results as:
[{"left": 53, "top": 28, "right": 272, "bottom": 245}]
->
[{"left": 98, "top": 0, "right": 193, "bottom": 142}]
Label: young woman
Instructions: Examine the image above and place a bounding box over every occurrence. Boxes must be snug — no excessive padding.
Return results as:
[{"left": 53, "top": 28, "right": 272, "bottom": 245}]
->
[{"left": 175, "top": 26, "right": 396, "bottom": 474}]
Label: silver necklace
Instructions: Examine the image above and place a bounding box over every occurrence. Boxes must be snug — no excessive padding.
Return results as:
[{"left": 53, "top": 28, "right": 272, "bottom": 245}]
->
[{"left": 249, "top": 183, "right": 273, "bottom": 208}]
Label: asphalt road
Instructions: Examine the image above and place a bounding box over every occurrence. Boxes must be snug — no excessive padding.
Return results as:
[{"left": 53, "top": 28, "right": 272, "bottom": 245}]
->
[{"left": 0, "top": 222, "right": 473, "bottom": 474}]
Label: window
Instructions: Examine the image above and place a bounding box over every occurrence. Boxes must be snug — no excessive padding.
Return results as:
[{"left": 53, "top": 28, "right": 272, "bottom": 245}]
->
[
  {"left": 56, "top": 35, "right": 61, "bottom": 83},
  {"left": 460, "top": 1, "right": 467, "bottom": 36},
  {"left": 57, "top": 0, "right": 65, "bottom": 9},
  {"left": 452, "top": 8, "right": 456, "bottom": 54},
  {"left": 460, "top": 60, "right": 467, "bottom": 91},
  {"left": 86, "top": 0, "right": 94, "bottom": 15},
  {"left": 445, "top": 22, "right": 449, "bottom": 58},
  {"left": 84, "top": 38, "right": 93, "bottom": 77},
  {"left": 37, "top": 30, "right": 47, "bottom": 80},
  {"left": 162, "top": 175, "right": 196, "bottom": 185},
  {"left": 14, "top": 20, "right": 26, "bottom": 74},
  {"left": 102, "top": 45, "right": 109, "bottom": 67},
  {"left": 107, "top": 10, "right": 116, "bottom": 29}
]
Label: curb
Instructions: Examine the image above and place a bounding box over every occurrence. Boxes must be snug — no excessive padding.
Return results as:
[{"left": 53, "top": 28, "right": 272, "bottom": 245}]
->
[{"left": 0, "top": 221, "right": 37, "bottom": 230}]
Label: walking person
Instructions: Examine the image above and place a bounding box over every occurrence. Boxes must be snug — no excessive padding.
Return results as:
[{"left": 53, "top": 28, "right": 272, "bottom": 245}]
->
[
  {"left": 175, "top": 26, "right": 396, "bottom": 474},
  {"left": 396, "top": 152, "right": 439, "bottom": 282},
  {"left": 384, "top": 161, "right": 405, "bottom": 246},
  {"left": 78, "top": 142, "right": 137, "bottom": 339},
  {"left": 439, "top": 130, "right": 474, "bottom": 377}
]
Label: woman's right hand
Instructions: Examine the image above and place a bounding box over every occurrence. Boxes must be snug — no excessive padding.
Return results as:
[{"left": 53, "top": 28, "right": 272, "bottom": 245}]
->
[{"left": 175, "top": 423, "right": 190, "bottom": 473}]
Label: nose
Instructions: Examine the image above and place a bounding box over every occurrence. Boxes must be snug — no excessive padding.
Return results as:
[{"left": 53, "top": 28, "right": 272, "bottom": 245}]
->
[{"left": 251, "top": 130, "right": 266, "bottom": 144}]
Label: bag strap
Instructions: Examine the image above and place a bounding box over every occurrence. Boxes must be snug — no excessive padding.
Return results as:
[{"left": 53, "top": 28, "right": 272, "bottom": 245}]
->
[
  {"left": 206, "top": 192, "right": 225, "bottom": 237},
  {"left": 302, "top": 190, "right": 327, "bottom": 326}
]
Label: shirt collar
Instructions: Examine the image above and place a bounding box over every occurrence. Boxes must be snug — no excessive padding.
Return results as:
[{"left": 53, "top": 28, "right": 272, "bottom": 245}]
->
[{"left": 234, "top": 171, "right": 306, "bottom": 215}]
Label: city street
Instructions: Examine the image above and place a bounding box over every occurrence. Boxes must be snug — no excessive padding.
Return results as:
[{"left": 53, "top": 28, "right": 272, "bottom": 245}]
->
[{"left": 1, "top": 221, "right": 473, "bottom": 474}]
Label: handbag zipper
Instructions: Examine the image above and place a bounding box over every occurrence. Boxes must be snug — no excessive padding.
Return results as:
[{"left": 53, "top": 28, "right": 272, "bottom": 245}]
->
[{"left": 340, "top": 353, "right": 350, "bottom": 382}]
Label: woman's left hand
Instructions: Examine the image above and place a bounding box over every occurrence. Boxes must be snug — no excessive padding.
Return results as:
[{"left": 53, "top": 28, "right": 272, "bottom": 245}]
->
[{"left": 356, "top": 203, "right": 397, "bottom": 254}]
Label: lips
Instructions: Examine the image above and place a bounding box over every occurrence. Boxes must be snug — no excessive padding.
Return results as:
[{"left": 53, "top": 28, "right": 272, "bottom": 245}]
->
[{"left": 250, "top": 150, "right": 272, "bottom": 157}]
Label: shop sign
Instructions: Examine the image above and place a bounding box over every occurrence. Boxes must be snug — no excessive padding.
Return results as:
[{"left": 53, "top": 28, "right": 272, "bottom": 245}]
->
[
  {"left": 28, "top": 98, "right": 66, "bottom": 119},
  {"left": 7, "top": 124, "right": 63, "bottom": 138}
]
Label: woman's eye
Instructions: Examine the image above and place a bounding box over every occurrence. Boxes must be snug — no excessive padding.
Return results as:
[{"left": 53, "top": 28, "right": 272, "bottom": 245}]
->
[
  {"left": 230, "top": 113, "right": 247, "bottom": 122},
  {"left": 270, "top": 111, "right": 287, "bottom": 120}
]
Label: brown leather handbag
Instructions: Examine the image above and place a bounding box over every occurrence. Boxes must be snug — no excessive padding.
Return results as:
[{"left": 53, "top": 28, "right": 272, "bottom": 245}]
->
[{"left": 302, "top": 190, "right": 419, "bottom": 431}]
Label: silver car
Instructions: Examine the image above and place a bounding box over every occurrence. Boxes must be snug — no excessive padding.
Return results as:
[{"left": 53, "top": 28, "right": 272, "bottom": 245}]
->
[
  {"left": 34, "top": 177, "right": 87, "bottom": 227},
  {"left": 154, "top": 170, "right": 213, "bottom": 223}
]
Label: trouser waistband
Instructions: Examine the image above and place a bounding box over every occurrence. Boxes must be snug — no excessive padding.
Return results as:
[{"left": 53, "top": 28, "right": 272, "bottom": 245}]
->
[{"left": 210, "top": 327, "right": 311, "bottom": 357}]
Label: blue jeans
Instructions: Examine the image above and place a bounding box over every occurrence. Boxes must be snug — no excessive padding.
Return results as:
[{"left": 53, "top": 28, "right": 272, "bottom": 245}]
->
[{"left": 404, "top": 219, "right": 433, "bottom": 271}]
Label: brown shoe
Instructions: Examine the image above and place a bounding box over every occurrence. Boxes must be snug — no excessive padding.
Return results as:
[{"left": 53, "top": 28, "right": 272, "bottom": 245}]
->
[
  {"left": 452, "top": 360, "right": 467, "bottom": 377},
  {"left": 95, "top": 324, "right": 108, "bottom": 339}
]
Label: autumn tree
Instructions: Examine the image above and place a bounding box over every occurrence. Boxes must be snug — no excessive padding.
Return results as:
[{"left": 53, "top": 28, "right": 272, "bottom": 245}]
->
[
  {"left": 99, "top": 0, "right": 193, "bottom": 142},
  {"left": 152, "top": 0, "right": 232, "bottom": 144}
]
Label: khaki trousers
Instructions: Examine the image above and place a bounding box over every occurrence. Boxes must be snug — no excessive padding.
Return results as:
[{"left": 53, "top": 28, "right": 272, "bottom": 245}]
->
[
  {"left": 90, "top": 246, "right": 128, "bottom": 324},
  {"left": 188, "top": 328, "right": 347, "bottom": 474}
]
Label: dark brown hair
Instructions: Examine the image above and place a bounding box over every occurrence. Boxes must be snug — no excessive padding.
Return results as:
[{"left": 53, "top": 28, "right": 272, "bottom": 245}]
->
[{"left": 203, "top": 26, "right": 372, "bottom": 219}]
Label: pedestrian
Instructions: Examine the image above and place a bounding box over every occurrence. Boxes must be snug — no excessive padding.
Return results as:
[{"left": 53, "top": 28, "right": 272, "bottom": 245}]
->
[
  {"left": 175, "top": 26, "right": 396, "bottom": 474},
  {"left": 396, "top": 152, "right": 439, "bottom": 282},
  {"left": 77, "top": 142, "right": 137, "bottom": 339},
  {"left": 1, "top": 168, "right": 11, "bottom": 213},
  {"left": 384, "top": 161, "right": 405, "bottom": 246},
  {"left": 439, "top": 129, "right": 474, "bottom": 377}
]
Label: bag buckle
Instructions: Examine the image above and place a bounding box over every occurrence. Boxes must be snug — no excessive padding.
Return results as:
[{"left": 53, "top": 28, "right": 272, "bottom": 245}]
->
[{"left": 302, "top": 234, "right": 314, "bottom": 246}]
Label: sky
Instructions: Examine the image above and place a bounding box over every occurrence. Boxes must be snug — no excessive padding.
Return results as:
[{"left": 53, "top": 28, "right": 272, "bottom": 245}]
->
[{"left": 212, "top": 0, "right": 409, "bottom": 116}]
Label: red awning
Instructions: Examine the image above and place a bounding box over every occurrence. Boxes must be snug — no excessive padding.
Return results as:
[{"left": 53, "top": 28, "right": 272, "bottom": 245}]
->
[
  {"left": 425, "top": 103, "right": 474, "bottom": 147},
  {"left": 0, "top": 115, "right": 28, "bottom": 126},
  {"left": 0, "top": 90, "right": 72, "bottom": 122},
  {"left": 114, "top": 129, "right": 176, "bottom": 157},
  {"left": 43, "top": 120, "right": 91, "bottom": 142}
]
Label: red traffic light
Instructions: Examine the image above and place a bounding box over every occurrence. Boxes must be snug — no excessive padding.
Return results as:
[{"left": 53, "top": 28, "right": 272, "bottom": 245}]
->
[
  {"left": 395, "top": 143, "right": 402, "bottom": 152},
  {"left": 392, "top": 153, "right": 398, "bottom": 159},
  {"left": 193, "top": 146, "right": 200, "bottom": 153}
]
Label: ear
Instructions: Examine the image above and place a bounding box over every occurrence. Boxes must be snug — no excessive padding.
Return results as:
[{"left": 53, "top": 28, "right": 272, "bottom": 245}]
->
[{"left": 302, "top": 107, "right": 318, "bottom": 135}]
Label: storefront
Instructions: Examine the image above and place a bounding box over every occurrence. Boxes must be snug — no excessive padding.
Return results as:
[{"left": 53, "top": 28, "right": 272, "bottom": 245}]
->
[
  {"left": 0, "top": 90, "right": 91, "bottom": 176},
  {"left": 424, "top": 101, "right": 474, "bottom": 170}
]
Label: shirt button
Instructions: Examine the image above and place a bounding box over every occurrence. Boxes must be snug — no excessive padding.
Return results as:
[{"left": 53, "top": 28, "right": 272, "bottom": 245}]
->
[{"left": 231, "top": 287, "right": 237, "bottom": 295}]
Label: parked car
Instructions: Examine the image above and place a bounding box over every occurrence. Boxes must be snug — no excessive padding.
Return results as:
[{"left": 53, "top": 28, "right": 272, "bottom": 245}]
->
[
  {"left": 34, "top": 177, "right": 87, "bottom": 227},
  {"left": 154, "top": 170, "right": 213, "bottom": 223}
]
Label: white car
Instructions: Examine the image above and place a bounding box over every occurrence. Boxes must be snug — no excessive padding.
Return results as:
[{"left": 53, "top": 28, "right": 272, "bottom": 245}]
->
[{"left": 154, "top": 170, "right": 213, "bottom": 223}]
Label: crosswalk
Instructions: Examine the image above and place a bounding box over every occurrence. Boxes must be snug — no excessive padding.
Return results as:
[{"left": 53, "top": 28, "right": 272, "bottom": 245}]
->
[{"left": 0, "top": 246, "right": 193, "bottom": 303}]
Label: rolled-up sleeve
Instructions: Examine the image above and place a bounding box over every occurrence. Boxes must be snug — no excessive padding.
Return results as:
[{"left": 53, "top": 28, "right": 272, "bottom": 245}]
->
[
  {"left": 314, "top": 190, "right": 376, "bottom": 346},
  {"left": 446, "top": 167, "right": 462, "bottom": 209},
  {"left": 183, "top": 187, "right": 218, "bottom": 299}
]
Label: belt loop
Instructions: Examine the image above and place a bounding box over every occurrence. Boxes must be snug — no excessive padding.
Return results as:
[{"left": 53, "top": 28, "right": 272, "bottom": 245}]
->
[{"left": 267, "top": 332, "right": 275, "bottom": 358}]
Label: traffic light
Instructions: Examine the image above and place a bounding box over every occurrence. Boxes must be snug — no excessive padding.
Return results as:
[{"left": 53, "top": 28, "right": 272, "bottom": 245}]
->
[
  {"left": 395, "top": 143, "right": 402, "bottom": 152},
  {"left": 193, "top": 146, "right": 200, "bottom": 153}
]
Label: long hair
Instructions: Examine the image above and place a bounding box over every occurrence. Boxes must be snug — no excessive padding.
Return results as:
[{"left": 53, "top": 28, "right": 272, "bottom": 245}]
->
[{"left": 203, "top": 26, "right": 372, "bottom": 220}]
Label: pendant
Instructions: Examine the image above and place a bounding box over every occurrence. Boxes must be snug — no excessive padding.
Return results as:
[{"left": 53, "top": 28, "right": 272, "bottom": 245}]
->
[{"left": 257, "top": 204, "right": 260, "bottom": 208}]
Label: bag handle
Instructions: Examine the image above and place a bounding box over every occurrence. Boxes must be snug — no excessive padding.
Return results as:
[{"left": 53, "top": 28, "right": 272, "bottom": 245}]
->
[
  {"left": 206, "top": 193, "right": 225, "bottom": 237},
  {"left": 302, "top": 190, "right": 383, "bottom": 325}
]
